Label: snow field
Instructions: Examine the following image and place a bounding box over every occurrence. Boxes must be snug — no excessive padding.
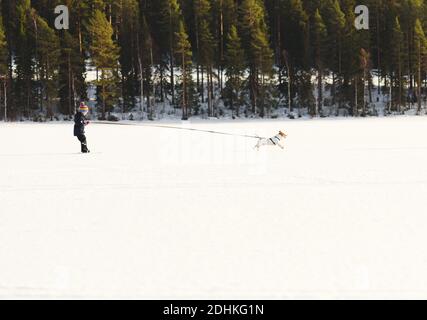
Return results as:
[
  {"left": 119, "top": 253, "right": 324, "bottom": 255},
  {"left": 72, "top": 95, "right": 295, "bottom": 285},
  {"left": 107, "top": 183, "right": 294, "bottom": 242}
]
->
[{"left": 1, "top": 117, "right": 427, "bottom": 298}]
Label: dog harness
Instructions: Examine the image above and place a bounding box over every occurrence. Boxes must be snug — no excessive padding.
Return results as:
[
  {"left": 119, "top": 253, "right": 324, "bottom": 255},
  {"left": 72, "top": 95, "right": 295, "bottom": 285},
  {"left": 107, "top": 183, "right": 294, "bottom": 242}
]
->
[{"left": 270, "top": 135, "right": 281, "bottom": 145}]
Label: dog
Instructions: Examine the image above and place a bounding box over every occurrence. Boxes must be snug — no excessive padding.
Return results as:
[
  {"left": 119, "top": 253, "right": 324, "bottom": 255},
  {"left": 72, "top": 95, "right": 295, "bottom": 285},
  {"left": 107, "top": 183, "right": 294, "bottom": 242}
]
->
[{"left": 254, "top": 131, "right": 287, "bottom": 150}]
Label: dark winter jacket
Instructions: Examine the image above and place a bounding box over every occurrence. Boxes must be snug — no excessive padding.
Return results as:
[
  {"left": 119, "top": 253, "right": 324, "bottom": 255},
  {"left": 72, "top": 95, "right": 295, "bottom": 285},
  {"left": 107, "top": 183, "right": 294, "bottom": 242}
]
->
[{"left": 74, "top": 112, "right": 87, "bottom": 136}]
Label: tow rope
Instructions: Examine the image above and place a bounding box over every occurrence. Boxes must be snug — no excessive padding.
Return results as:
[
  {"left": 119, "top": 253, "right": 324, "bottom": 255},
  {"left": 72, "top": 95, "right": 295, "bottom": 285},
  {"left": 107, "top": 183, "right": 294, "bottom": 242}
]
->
[{"left": 92, "top": 121, "right": 266, "bottom": 140}]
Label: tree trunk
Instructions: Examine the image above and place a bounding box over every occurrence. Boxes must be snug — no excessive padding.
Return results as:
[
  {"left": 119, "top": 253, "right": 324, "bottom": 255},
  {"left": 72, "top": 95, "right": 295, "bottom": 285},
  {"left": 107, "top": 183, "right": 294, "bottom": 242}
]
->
[
  {"left": 78, "top": 17, "right": 83, "bottom": 54},
  {"left": 160, "top": 67, "right": 164, "bottom": 102},
  {"left": 250, "top": 68, "right": 259, "bottom": 115},
  {"left": 3, "top": 80, "right": 6, "bottom": 122},
  {"left": 398, "top": 52, "right": 402, "bottom": 113},
  {"left": 196, "top": 64, "right": 200, "bottom": 97},
  {"left": 71, "top": 72, "right": 76, "bottom": 115},
  {"left": 136, "top": 29, "right": 143, "bottom": 118},
  {"left": 235, "top": 87, "right": 239, "bottom": 117},
  {"left": 207, "top": 67, "right": 212, "bottom": 116},
  {"left": 138, "top": 53, "right": 144, "bottom": 117},
  {"left": 201, "top": 66, "right": 204, "bottom": 103},
  {"left": 170, "top": 55, "right": 174, "bottom": 106},
  {"left": 317, "top": 68, "right": 322, "bottom": 116},
  {"left": 68, "top": 52, "right": 72, "bottom": 117},
  {"left": 230, "top": 80, "right": 234, "bottom": 117},
  {"left": 363, "top": 69, "right": 367, "bottom": 115},
  {"left": 102, "top": 72, "right": 106, "bottom": 119},
  {"left": 354, "top": 77, "right": 358, "bottom": 116},
  {"left": 388, "top": 74, "right": 393, "bottom": 112},
  {"left": 376, "top": 4, "right": 381, "bottom": 95},
  {"left": 148, "top": 43, "right": 154, "bottom": 119},
  {"left": 219, "top": 0, "right": 224, "bottom": 94},
  {"left": 195, "top": 6, "right": 200, "bottom": 97},
  {"left": 418, "top": 61, "right": 422, "bottom": 114},
  {"left": 169, "top": 6, "right": 175, "bottom": 106},
  {"left": 338, "top": 37, "right": 343, "bottom": 109},
  {"left": 26, "top": 78, "right": 30, "bottom": 119},
  {"left": 283, "top": 51, "right": 291, "bottom": 112},
  {"left": 182, "top": 53, "right": 186, "bottom": 120},
  {"left": 210, "top": 69, "right": 214, "bottom": 116}
]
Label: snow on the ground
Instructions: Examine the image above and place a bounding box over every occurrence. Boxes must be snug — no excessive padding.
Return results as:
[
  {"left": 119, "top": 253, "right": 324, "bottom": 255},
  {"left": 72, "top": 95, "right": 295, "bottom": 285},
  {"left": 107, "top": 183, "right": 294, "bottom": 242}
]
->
[{"left": 1, "top": 117, "right": 427, "bottom": 299}]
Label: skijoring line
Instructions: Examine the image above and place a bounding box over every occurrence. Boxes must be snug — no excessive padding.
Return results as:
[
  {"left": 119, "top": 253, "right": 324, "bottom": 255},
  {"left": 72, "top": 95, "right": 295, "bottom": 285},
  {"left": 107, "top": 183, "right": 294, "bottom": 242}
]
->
[{"left": 92, "top": 121, "right": 266, "bottom": 140}]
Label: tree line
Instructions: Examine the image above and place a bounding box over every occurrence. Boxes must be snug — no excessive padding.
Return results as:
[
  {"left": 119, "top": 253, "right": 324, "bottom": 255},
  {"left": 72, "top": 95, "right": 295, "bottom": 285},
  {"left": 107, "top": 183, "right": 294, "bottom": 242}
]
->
[{"left": 0, "top": 0, "right": 427, "bottom": 121}]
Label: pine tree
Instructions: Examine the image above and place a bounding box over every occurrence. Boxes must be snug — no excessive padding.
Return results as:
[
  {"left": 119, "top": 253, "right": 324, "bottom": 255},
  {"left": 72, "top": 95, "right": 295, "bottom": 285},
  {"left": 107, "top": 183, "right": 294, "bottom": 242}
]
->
[
  {"left": 175, "top": 20, "right": 192, "bottom": 120},
  {"left": 399, "top": 0, "right": 423, "bottom": 102},
  {"left": 281, "top": 0, "right": 310, "bottom": 113},
  {"left": 0, "top": 16, "right": 7, "bottom": 77},
  {"left": 322, "top": 0, "right": 345, "bottom": 108},
  {"left": 88, "top": 9, "right": 120, "bottom": 119},
  {"left": 15, "top": 0, "right": 34, "bottom": 118},
  {"left": 312, "top": 8, "right": 327, "bottom": 116},
  {"left": 224, "top": 25, "right": 245, "bottom": 117},
  {"left": 138, "top": 14, "right": 155, "bottom": 119},
  {"left": 199, "top": 19, "right": 216, "bottom": 116},
  {"left": 158, "top": 0, "right": 182, "bottom": 107},
  {"left": 368, "top": 0, "right": 386, "bottom": 96},
  {"left": 240, "top": 0, "right": 274, "bottom": 116},
  {"left": 32, "top": 15, "right": 60, "bottom": 119},
  {"left": 59, "top": 29, "right": 87, "bottom": 118},
  {"left": 211, "top": 0, "right": 236, "bottom": 94},
  {"left": 359, "top": 48, "right": 371, "bottom": 115},
  {"left": 218, "top": 0, "right": 238, "bottom": 55},
  {"left": 0, "top": 14, "right": 7, "bottom": 121},
  {"left": 193, "top": 0, "right": 211, "bottom": 102},
  {"left": 119, "top": 0, "right": 139, "bottom": 116},
  {"left": 73, "top": 0, "right": 91, "bottom": 53},
  {"left": 414, "top": 18, "right": 427, "bottom": 114},
  {"left": 391, "top": 17, "right": 406, "bottom": 113},
  {"left": 287, "top": 0, "right": 309, "bottom": 68},
  {"left": 341, "top": 5, "right": 370, "bottom": 116}
]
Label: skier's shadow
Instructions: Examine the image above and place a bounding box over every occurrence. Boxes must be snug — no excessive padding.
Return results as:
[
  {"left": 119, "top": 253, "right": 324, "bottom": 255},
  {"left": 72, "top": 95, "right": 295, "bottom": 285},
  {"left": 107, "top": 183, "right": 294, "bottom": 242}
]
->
[{"left": 0, "top": 152, "right": 101, "bottom": 157}]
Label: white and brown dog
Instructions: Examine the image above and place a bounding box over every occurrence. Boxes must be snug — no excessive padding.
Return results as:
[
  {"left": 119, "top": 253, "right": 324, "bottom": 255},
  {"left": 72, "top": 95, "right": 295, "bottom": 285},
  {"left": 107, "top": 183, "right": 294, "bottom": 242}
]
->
[{"left": 254, "top": 131, "right": 287, "bottom": 150}]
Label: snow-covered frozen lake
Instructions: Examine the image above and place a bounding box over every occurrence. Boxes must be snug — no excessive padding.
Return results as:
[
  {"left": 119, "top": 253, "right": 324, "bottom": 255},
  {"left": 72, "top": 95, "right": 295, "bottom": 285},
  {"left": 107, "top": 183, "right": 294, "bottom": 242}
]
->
[{"left": 1, "top": 117, "right": 427, "bottom": 299}]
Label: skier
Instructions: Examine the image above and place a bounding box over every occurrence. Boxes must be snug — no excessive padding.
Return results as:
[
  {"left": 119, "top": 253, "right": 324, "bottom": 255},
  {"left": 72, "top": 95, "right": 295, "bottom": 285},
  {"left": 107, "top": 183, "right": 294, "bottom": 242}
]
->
[
  {"left": 254, "top": 131, "right": 287, "bottom": 150},
  {"left": 74, "top": 102, "right": 90, "bottom": 153}
]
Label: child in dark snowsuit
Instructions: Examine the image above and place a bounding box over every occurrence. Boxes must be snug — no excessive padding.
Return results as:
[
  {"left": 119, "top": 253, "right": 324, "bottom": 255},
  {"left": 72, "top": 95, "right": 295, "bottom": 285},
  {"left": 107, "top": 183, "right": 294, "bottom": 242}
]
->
[{"left": 74, "top": 103, "right": 90, "bottom": 153}]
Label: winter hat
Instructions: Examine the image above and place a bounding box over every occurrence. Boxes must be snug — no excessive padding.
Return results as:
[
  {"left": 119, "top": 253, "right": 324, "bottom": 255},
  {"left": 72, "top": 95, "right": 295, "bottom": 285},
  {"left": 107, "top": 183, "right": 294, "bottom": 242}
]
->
[{"left": 79, "top": 102, "right": 89, "bottom": 113}]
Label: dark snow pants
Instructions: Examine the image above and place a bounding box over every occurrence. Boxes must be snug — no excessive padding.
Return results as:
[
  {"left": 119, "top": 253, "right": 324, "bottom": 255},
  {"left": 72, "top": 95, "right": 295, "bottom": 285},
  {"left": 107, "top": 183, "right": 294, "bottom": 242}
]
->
[{"left": 77, "top": 134, "right": 89, "bottom": 153}]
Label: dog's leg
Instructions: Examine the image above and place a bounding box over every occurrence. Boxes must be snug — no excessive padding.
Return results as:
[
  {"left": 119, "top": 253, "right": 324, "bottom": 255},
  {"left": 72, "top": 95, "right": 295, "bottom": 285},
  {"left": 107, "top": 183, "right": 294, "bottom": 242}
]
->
[{"left": 254, "top": 139, "right": 262, "bottom": 150}]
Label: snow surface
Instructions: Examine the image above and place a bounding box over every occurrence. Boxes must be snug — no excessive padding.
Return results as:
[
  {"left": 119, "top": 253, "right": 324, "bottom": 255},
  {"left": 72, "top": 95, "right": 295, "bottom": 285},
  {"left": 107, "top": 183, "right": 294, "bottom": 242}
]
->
[{"left": 1, "top": 116, "right": 427, "bottom": 299}]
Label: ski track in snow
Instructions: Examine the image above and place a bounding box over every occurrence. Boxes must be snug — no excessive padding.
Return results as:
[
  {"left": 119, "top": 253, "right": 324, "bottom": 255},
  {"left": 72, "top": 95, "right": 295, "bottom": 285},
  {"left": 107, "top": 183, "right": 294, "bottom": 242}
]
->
[{"left": 1, "top": 117, "right": 427, "bottom": 299}]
